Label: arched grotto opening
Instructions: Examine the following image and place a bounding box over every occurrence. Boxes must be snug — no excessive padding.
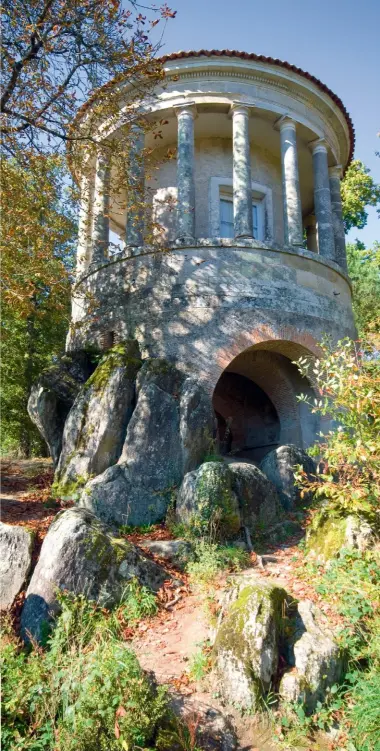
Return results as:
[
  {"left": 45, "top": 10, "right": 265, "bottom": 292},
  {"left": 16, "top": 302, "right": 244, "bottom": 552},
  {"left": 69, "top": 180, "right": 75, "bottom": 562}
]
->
[{"left": 212, "top": 342, "right": 319, "bottom": 463}]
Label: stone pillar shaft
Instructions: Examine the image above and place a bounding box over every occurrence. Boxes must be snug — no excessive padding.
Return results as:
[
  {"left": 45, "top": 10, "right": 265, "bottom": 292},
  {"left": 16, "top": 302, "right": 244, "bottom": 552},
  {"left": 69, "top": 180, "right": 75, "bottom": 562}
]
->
[
  {"left": 280, "top": 118, "right": 303, "bottom": 246},
  {"left": 176, "top": 104, "right": 196, "bottom": 241},
  {"left": 232, "top": 104, "right": 253, "bottom": 238},
  {"left": 92, "top": 148, "right": 111, "bottom": 263},
  {"left": 329, "top": 165, "right": 348, "bottom": 272},
  {"left": 126, "top": 125, "right": 145, "bottom": 249},
  {"left": 76, "top": 170, "right": 94, "bottom": 277},
  {"left": 311, "top": 140, "right": 335, "bottom": 262}
]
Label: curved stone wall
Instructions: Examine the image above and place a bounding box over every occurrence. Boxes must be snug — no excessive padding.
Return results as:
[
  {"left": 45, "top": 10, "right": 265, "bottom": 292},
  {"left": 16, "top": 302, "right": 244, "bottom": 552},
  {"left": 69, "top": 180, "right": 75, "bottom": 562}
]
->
[{"left": 68, "top": 242, "right": 355, "bottom": 388}]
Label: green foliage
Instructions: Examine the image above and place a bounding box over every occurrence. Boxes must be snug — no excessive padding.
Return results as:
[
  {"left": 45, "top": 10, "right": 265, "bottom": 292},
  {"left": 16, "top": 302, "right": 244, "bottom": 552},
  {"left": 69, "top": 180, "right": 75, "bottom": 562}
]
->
[
  {"left": 187, "top": 642, "right": 212, "bottom": 682},
  {"left": 341, "top": 160, "right": 380, "bottom": 232},
  {"left": 347, "top": 668, "right": 380, "bottom": 751},
  {"left": 186, "top": 540, "right": 250, "bottom": 592},
  {"left": 295, "top": 335, "right": 380, "bottom": 525},
  {"left": 119, "top": 577, "right": 158, "bottom": 626},
  {"left": 1, "top": 157, "right": 76, "bottom": 457},
  {"left": 1, "top": 591, "right": 167, "bottom": 751},
  {"left": 347, "top": 240, "right": 380, "bottom": 335},
  {"left": 294, "top": 547, "right": 380, "bottom": 749}
]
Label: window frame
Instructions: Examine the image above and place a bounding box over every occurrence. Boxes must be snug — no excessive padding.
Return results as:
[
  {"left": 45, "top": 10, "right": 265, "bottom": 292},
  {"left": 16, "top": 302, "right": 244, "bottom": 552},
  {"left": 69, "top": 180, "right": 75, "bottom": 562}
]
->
[{"left": 209, "top": 176, "right": 274, "bottom": 242}]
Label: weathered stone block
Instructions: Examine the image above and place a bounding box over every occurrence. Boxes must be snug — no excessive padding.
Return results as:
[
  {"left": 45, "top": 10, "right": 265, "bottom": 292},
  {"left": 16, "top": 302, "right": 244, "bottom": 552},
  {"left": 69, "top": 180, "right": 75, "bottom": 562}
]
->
[
  {"left": 27, "top": 353, "right": 91, "bottom": 465},
  {"left": 80, "top": 359, "right": 215, "bottom": 527},
  {"left": 54, "top": 341, "right": 141, "bottom": 498},
  {"left": 260, "top": 444, "right": 316, "bottom": 509},
  {"left": 279, "top": 600, "right": 344, "bottom": 712},
  {"left": 20, "top": 507, "right": 171, "bottom": 643},
  {"left": 0, "top": 523, "right": 33, "bottom": 609},
  {"left": 213, "top": 578, "right": 289, "bottom": 710}
]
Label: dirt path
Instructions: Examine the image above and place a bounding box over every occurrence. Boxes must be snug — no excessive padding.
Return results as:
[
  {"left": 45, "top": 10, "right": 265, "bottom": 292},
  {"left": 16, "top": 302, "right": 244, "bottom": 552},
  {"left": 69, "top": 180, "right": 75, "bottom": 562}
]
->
[{"left": 1, "top": 459, "right": 333, "bottom": 749}]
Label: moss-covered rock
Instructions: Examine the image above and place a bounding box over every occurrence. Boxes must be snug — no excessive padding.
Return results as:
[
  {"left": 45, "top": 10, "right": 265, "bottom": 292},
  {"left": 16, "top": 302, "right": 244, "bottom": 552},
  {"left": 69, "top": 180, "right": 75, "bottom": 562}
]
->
[
  {"left": 54, "top": 341, "right": 141, "bottom": 498},
  {"left": 20, "top": 507, "right": 173, "bottom": 643},
  {"left": 228, "top": 461, "right": 283, "bottom": 534},
  {"left": 176, "top": 462, "right": 241, "bottom": 539},
  {"left": 279, "top": 600, "right": 345, "bottom": 712},
  {"left": 177, "top": 459, "right": 282, "bottom": 541},
  {"left": 306, "top": 511, "right": 377, "bottom": 562},
  {"left": 213, "top": 578, "right": 289, "bottom": 711}
]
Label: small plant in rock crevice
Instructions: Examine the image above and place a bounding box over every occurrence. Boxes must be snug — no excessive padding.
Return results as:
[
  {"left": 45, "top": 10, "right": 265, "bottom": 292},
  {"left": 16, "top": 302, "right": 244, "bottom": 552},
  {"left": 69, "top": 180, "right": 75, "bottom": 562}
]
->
[
  {"left": 187, "top": 641, "right": 212, "bottom": 683},
  {"left": 186, "top": 540, "right": 250, "bottom": 593},
  {"left": 118, "top": 577, "right": 158, "bottom": 625}
]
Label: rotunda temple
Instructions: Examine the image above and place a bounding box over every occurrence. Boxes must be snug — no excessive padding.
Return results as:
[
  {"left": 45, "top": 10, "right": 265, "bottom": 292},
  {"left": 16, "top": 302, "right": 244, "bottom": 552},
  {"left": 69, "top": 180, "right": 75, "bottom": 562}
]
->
[{"left": 67, "top": 50, "right": 356, "bottom": 460}]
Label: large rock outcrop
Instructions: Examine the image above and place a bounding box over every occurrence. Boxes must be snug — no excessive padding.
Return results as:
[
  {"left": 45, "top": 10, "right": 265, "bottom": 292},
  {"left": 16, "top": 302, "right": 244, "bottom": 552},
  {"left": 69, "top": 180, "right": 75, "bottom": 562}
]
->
[
  {"left": 280, "top": 600, "right": 345, "bottom": 711},
  {"left": 228, "top": 461, "right": 282, "bottom": 532},
  {"left": 306, "top": 511, "right": 377, "bottom": 562},
  {"left": 260, "top": 444, "right": 316, "bottom": 509},
  {"left": 177, "top": 460, "right": 282, "bottom": 539},
  {"left": 27, "top": 352, "right": 93, "bottom": 465},
  {"left": 213, "top": 578, "right": 289, "bottom": 710},
  {"left": 80, "top": 360, "right": 215, "bottom": 527},
  {"left": 176, "top": 462, "right": 241, "bottom": 539},
  {"left": 54, "top": 342, "right": 142, "bottom": 498},
  {"left": 212, "top": 574, "right": 344, "bottom": 714},
  {"left": 21, "top": 507, "right": 172, "bottom": 643},
  {"left": 0, "top": 523, "right": 33, "bottom": 609}
]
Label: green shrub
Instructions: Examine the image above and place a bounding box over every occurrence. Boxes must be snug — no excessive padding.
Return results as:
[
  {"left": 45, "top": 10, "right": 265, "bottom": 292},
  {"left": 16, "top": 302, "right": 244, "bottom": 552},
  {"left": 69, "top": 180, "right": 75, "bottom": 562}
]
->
[
  {"left": 187, "top": 642, "right": 212, "bottom": 682},
  {"left": 1, "top": 592, "right": 167, "bottom": 751},
  {"left": 186, "top": 541, "right": 250, "bottom": 592},
  {"left": 119, "top": 577, "right": 158, "bottom": 625},
  {"left": 347, "top": 668, "right": 380, "bottom": 751}
]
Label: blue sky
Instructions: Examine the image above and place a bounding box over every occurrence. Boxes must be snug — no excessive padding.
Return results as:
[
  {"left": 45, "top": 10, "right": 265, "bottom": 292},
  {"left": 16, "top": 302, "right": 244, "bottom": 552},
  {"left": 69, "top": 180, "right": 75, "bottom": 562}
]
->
[{"left": 157, "top": 0, "right": 380, "bottom": 247}]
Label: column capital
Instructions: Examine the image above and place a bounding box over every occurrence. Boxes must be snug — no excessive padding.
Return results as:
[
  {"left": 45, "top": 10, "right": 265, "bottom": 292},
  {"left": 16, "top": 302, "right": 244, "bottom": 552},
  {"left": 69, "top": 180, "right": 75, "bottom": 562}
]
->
[
  {"left": 309, "top": 137, "right": 329, "bottom": 155},
  {"left": 174, "top": 101, "right": 197, "bottom": 119},
  {"left": 229, "top": 102, "right": 253, "bottom": 118},
  {"left": 329, "top": 164, "right": 343, "bottom": 180},
  {"left": 275, "top": 115, "right": 297, "bottom": 132}
]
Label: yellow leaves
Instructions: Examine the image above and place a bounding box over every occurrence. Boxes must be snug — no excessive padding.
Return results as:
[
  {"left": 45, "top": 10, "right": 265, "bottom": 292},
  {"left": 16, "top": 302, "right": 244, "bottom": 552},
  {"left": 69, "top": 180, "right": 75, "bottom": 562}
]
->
[{"left": 1, "top": 156, "right": 75, "bottom": 318}]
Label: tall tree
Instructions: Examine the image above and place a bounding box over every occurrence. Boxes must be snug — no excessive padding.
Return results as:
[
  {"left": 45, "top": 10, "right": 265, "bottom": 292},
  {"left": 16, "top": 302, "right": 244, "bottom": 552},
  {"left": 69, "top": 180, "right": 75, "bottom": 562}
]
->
[
  {"left": 346, "top": 240, "right": 380, "bottom": 336},
  {"left": 1, "top": 0, "right": 174, "bottom": 160},
  {"left": 1, "top": 157, "right": 76, "bottom": 455},
  {"left": 341, "top": 160, "right": 380, "bottom": 232}
]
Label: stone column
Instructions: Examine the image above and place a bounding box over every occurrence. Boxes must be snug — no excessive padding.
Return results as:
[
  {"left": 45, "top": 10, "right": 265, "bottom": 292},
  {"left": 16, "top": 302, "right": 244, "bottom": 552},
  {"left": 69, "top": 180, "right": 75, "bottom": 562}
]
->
[
  {"left": 304, "top": 215, "right": 318, "bottom": 253},
  {"left": 231, "top": 103, "right": 253, "bottom": 238},
  {"left": 329, "top": 165, "right": 348, "bottom": 272},
  {"left": 280, "top": 117, "right": 303, "bottom": 246},
  {"left": 310, "top": 139, "right": 335, "bottom": 262},
  {"left": 76, "top": 169, "right": 94, "bottom": 277},
  {"left": 126, "top": 124, "right": 145, "bottom": 249},
  {"left": 175, "top": 103, "right": 196, "bottom": 242},
  {"left": 92, "top": 147, "right": 111, "bottom": 263}
]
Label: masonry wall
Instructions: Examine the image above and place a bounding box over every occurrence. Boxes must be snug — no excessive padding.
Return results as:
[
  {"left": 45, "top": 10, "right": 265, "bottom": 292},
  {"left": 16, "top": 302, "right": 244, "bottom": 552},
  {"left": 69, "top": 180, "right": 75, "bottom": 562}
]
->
[{"left": 69, "top": 244, "right": 355, "bottom": 384}]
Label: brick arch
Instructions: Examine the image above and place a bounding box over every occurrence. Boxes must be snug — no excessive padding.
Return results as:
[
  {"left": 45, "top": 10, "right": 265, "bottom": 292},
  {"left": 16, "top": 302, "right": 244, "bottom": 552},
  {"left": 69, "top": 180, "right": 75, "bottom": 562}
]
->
[{"left": 200, "top": 324, "right": 320, "bottom": 392}]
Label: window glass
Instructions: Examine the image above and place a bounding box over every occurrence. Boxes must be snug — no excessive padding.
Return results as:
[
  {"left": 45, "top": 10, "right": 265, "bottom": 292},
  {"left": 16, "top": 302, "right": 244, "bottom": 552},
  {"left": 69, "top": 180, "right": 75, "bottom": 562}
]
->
[
  {"left": 220, "top": 198, "right": 234, "bottom": 238},
  {"left": 219, "top": 195, "right": 262, "bottom": 240}
]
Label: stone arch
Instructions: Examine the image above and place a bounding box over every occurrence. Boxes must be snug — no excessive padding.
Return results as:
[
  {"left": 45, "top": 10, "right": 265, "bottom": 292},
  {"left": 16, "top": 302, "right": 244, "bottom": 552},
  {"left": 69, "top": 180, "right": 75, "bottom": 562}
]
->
[{"left": 211, "top": 337, "right": 319, "bottom": 461}]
